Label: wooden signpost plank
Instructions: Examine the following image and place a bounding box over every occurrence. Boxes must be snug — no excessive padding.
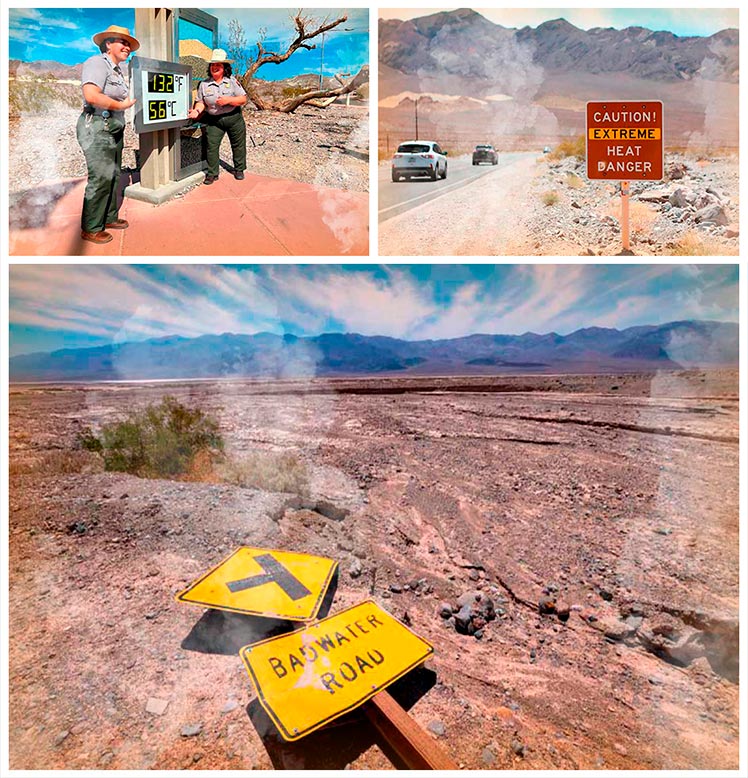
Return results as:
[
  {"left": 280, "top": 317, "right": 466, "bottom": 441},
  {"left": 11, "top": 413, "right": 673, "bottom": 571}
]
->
[{"left": 364, "top": 690, "right": 458, "bottom": 770}]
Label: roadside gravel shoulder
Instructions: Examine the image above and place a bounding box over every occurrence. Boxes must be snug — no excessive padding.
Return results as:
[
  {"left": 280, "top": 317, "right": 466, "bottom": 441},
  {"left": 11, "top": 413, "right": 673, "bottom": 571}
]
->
[{"left": 379, "top": 154, "right": 539, "bottom": 256}]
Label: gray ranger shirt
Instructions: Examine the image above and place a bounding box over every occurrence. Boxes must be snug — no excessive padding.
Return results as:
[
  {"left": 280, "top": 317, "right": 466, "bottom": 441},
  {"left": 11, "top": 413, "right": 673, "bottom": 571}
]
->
[
  {"left": 81, "top": 53, "right": 128, "bottom": 120},
  {"left": 197, "top": 76, "right": 246, "bottom": 116}
]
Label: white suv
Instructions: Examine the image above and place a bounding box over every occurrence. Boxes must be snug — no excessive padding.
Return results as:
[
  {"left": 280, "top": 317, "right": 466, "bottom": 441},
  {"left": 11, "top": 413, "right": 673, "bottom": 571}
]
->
[{"left": 391, "top": 140, "right": 448, "bottom": 182}]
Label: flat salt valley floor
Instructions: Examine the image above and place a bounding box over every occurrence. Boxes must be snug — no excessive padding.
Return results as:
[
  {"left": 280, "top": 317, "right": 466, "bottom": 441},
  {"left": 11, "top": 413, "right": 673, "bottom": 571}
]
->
[{"left": 8, "top": 370, "right": 739, "bottom": 770}]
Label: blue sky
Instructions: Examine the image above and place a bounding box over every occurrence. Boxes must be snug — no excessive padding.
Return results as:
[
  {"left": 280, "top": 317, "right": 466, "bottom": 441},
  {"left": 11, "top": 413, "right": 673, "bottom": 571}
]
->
[
  {"left": 8, "top": 265, "right": 738, "bottom": 357},
  {"left": 8, "top": 7, "right": 369, "bottom": 79},
  {"left": 379, "top": 8, "right": 739, "bottom": 37}
]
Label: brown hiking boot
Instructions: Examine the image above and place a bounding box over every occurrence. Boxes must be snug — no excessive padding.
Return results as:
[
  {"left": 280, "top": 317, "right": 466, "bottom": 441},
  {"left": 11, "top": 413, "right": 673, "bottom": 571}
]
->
[
  {"left": 105, "top": 219, "right": 129, "bottom": 229},
  {"left": 81, "top": 230, "right": 113, "bottom": 244}
]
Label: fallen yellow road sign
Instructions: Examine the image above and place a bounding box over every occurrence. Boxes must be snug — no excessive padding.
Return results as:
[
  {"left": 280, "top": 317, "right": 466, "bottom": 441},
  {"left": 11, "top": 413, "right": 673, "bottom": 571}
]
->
[
  {"left": 176, "top": 546, "right": 338, "bottom": 621},
  {"left": 240, "top": 599, "right": 434, "bottom": 741}
]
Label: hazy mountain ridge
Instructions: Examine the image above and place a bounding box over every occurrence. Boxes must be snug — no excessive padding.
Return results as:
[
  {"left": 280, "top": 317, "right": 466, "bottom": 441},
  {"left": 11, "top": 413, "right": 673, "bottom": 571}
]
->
[
  {"left": 379, "top": 10, "right": 739, "bottom": 85},
  {"left": 9, "top": 59, "right": 83, "bottom": 80},
  {"left": 10, "top": 321, "right": 737, "bottom": 381}
]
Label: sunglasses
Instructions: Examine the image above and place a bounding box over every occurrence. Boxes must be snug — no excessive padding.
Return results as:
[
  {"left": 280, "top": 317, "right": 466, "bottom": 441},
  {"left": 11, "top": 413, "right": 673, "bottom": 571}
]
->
[{"left": 110, "top": 38, "right": 131, "bottom": 47}]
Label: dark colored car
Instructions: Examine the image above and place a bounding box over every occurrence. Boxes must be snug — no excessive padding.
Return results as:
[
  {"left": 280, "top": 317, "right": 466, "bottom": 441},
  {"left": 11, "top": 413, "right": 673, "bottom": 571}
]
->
[{"left": 472, "top": 144, "right": 498, "bottom": 165}]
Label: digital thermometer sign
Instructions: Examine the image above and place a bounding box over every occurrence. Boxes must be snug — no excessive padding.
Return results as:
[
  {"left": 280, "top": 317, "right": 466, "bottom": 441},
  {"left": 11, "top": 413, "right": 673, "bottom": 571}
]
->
[
  {"left": 131, "top": 56, "right": 192, "bottom": 134},
  {"left": 148, "top": 72, "right": 176, "bottom": 93}
]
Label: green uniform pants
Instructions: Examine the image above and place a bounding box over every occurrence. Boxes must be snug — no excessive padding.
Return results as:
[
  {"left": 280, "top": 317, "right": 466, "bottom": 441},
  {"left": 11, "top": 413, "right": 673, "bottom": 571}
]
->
[
  {"left": 76, "top": 113, "right": 124, "bottom": 232},
  {"left": 203, "top": 109, "right": 246, "bottom": 176}
]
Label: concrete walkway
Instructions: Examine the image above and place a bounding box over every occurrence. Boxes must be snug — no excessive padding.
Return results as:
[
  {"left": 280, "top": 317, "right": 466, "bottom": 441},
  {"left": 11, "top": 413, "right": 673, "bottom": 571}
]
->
[{"left": 9, "top": 172, "right": 369, "bottom": 256}]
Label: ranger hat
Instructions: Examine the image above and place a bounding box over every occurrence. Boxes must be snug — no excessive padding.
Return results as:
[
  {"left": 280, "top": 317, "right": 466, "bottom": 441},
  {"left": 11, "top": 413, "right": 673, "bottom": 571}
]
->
[
  {"left": 93, "top": 25, "right": 140, "bottom": 52},
  {"left": 207, "top": 48, "right": 233, "bottom": 64}
]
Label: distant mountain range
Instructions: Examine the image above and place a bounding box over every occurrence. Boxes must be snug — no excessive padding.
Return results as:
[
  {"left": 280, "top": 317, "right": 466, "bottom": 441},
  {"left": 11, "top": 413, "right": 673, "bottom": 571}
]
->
[
  {"left": 380, "top": 10, "right": 738, "bottom": 84},
  {"left": 379, "top": 9, "right": 739, "bottom": 148},
  {"left": 9, "top": 321, "right": 738, "bottom": 382},
  {"left": 9, "top": 59, "right": 82, "bottom": 80}
]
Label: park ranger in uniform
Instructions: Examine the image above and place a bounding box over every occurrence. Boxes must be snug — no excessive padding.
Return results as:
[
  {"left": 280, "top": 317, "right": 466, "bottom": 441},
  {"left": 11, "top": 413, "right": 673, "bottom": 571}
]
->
[
  {"left": 77, "top": 24, "right": 138, "bottom": 244},
  {"left": 188, "top": 49, "right": 247, "bottom": 184}
]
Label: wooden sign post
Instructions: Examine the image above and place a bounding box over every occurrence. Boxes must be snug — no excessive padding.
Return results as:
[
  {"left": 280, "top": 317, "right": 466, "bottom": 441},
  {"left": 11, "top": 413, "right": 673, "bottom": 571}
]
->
[
  {"left": 586, "top": 100, "right": 664, "bottom": 254},
  {"left": 364, "top": 689, "right": 458, "bottom": 769}
]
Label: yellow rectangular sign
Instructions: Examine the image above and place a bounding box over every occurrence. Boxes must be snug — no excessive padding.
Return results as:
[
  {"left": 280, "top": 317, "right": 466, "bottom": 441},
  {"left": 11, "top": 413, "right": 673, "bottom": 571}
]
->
[
  {"left": 240, "top": 600, "right": 434, "bottom": 741},
  {"left": 588, "top": 127, "right": 661, "bottom": 140},
  {"left": 176, "top": 546, "right": 337, "bottom": 621}
]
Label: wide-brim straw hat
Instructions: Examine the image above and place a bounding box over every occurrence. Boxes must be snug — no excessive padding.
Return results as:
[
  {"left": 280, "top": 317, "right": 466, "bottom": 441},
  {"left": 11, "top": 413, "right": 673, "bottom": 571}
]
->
[
  {"left": 207, "top": 48, "right": 233, "bottom": 64},
  {"left": 92, "top": 25, "right": 140, "bottom": 52}
]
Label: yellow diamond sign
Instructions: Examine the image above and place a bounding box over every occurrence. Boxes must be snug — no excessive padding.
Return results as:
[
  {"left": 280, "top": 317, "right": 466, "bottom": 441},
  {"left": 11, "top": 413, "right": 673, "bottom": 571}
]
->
[
  {"left": 176, "top": 546, "right": 338, "bottom": 621},
  {"left": 240, "top": 600, "right": 434, "bottom": 741}
]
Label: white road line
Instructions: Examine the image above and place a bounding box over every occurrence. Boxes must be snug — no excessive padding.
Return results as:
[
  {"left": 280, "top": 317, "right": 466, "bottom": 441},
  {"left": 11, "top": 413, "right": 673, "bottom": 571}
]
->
[{"left": 378, "top": 168, "right": 500, "bottom": 216}]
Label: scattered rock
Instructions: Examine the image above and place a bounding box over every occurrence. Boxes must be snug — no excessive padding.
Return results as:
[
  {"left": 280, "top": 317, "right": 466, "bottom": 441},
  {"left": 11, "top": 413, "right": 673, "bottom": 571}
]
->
[
  {"left": 694, "top": 203, "right": 729, "bottom": 226},
  {"left": 221, "top": 700, "right": 239, "bottom": 715},
  {"left": 145, "top": 697, "right": 169, "bottom": 716},
  {"left": 315, "top": 500, "right": 350, "bottom": 522},
  {"left": 180, "top": 723, "right": 203, "bottom": 737},
  {"left": 481, "top": 746, "right": 496, "bottom": 765},
  {"left": 54, "top": 730, "right": 70, "bottom": 746},
  {"left": 555, "top": 601, "right": 571, "bottom": 621},
  {"left": 427, "top": 719, "right": 446, "bottom": 737},
  {"left": 99, "top": 751, "right": 115, "bottom": 766},
  {"left": 453, "top": 591, "right": 496, "bottom": 637},
  {"left": 538, "top": 594, "right": 557, "bottom": 614},
  {"left": 438, "top": 601, "right": 453, "bottom": 619},
  {"left": 511, "top": 738, "right": 526, "bottom": 757},
  {"left": 349, "top": 558, "right": 362, "bottom": 579}
]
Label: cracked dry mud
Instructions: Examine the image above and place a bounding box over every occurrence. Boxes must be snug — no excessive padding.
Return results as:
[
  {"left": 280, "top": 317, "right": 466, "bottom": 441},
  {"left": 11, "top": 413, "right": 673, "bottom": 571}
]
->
[{"left": 8, "top": 371, "right": 739, "bottom": 770}]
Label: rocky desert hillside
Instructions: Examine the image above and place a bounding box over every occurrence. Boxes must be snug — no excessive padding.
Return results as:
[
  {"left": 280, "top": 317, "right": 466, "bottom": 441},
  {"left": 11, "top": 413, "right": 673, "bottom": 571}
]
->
[
  {"left": 9, "top": 65, "right": 369, "bottom": 195},
  {"left": 379, "top": 10, "right": 738, "bottom": 152}
]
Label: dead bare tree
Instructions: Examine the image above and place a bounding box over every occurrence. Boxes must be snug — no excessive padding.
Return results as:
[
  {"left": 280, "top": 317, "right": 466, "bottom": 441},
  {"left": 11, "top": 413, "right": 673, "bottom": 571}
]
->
[{"left": 228, "top": 11, "right": 368, "bottom": 113}]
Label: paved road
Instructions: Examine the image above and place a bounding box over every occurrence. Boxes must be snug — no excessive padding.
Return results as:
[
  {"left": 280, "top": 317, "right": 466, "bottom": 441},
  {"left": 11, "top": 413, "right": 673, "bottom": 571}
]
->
[{"left": 378, "top": 152, "right": 532, "bottom": 223}]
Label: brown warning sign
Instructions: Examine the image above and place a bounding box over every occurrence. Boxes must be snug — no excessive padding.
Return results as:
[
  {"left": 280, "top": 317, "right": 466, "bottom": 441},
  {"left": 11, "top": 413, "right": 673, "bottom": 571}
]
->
[{"left": 586, "top": 101, "right": 663, "bottom": 180}]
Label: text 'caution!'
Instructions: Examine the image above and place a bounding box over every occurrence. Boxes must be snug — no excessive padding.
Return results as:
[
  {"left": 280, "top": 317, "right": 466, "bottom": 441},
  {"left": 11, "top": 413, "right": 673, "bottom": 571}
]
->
[
  {"left": 176, "top": 546, "right": 337, "bottom": 621},
  {"left": 240, "top": 600, "right": 434, "bottom": 740}
]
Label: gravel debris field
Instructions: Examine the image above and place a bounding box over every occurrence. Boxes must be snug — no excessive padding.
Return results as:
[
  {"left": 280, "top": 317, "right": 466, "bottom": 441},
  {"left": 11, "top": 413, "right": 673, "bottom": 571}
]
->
[{"left": 8, "top": 371, "right": 739, "bottom": 770}]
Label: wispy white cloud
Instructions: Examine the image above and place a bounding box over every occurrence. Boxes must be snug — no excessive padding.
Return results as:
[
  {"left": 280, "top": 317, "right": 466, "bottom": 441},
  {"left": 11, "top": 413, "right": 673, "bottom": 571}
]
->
[
  {"left": 10, "top": 9, "right": 79, "bottom": 31},
  {"left": 265, "top": 266, "right": 439, "bottom": 337},
  {"left": 8, "top": 265, "right": 738, "bottom": 357}
]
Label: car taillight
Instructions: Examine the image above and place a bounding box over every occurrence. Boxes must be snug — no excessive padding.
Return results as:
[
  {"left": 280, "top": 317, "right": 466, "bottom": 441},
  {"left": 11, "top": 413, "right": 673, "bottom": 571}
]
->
[
  {"left": 393, "top": 154, "right": 402, "bottom": 159},
  {"left": 422, "top": 153, "right": 435, "bottom": 159}
]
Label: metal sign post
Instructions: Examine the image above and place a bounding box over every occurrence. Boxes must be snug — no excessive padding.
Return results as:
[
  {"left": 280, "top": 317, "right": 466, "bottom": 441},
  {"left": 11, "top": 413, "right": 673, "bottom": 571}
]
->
[
  {"left": 621, "top": 180, "right": 630, "bottom": 251},
  {"left": 585, "top": 100, "right": 664, "bottom": 254}
]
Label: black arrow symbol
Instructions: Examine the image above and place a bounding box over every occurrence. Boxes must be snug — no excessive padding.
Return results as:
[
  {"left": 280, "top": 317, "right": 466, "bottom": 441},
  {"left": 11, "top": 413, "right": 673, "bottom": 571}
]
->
[{"left": 227, "top": 553, "right": 312, "bottom": 601}]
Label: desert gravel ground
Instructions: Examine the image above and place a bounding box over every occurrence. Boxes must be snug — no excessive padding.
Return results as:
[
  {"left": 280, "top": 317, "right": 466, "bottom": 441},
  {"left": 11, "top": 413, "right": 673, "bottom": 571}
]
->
[
  {"left": 8, "top": 371, "right": 739, "bottom": 770},
  {"left": 378, "top": 152, "right": 738, "bottom": 256},
  {"left": 8, "top": 102, "right": 368, "bottom": 196}
]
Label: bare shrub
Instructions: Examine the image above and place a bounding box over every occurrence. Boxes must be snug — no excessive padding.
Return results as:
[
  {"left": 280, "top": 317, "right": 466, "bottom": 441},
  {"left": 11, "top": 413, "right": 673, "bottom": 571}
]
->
[
  {"left": 566, "top": 173, "right": 584, "bottom": 189},
  {"left": 541, "top": 190, "right": 560, "bottom": 206},
  {"left": 219, "top": 451, "right": 310, "bottom": 496},
  {"left": 10, "top": 450, "right": 103, "bottom": 476},
  {"left": 548, "top": 135, "right": 585, "bottom": 161},
  {"left": 670, "top": 231, "right": 733, "bottom": 255}
]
